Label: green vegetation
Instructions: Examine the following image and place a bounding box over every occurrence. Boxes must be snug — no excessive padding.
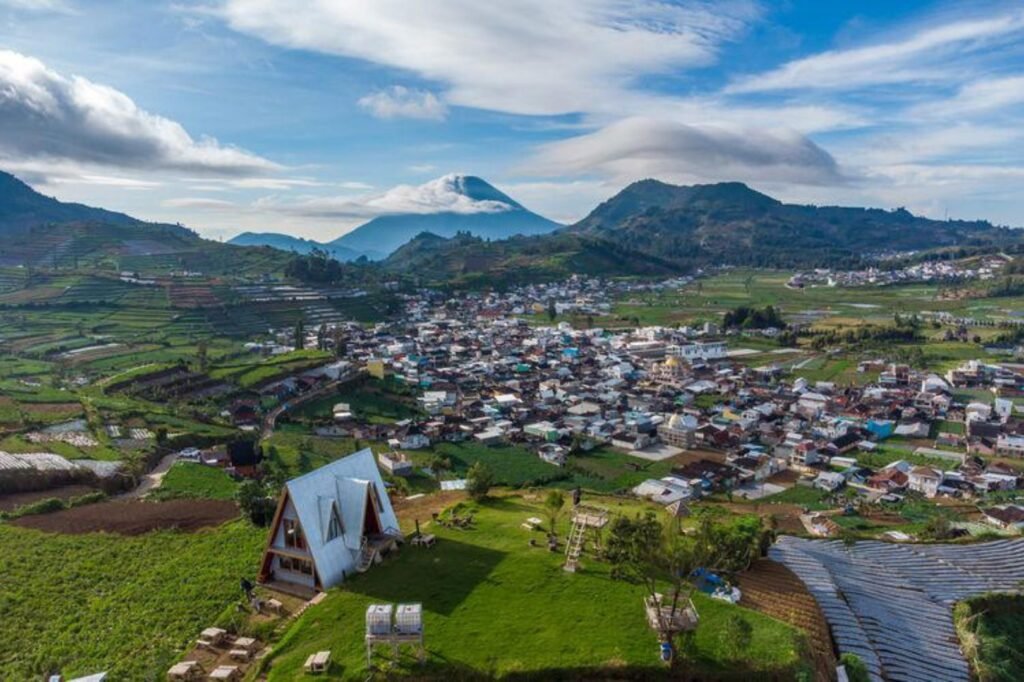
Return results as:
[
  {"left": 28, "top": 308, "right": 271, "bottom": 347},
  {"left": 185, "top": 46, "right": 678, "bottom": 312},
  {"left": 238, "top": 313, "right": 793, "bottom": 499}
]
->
[
  {"left": 150, "top": 462, "right": 238, "bottom": 501},
  {"left": 262, "top": 496, "right": 810, "bottom": 680},
  {"left": 0, "top": 521, "right": 264, "bottom": 680},
  {"left": 762, "top": 485, "right": 831, "bottom": 510},
  {"left": 955, "top": 594, "right": 1024, "bottom": 682},
  {"left": 287, "top": 379, "right": 420, "bottom": 424}
]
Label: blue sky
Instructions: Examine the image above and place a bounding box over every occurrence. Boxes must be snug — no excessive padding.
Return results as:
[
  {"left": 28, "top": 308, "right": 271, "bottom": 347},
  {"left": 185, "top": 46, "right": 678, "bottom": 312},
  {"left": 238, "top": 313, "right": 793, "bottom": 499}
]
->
[{"left": 1, "top": 0, "right": 1023, "bottom": 240}]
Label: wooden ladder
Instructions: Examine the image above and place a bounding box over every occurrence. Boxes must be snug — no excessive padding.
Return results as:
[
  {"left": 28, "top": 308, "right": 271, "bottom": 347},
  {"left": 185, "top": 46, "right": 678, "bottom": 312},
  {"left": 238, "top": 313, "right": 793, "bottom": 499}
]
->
[{"left": 563, "top": 516, "right": 586, "bottom": 572}]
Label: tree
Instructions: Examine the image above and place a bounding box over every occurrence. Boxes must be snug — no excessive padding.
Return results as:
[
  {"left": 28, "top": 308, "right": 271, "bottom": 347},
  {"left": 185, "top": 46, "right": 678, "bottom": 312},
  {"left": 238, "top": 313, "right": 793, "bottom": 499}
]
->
[
  {"left": 196, "top": 339, "right": 209, "bottom": 373},
  {"left": 294, "top": 320, "right": 305, "bottom": 350},
  {"left": 546, "top": 299, "right": 557, "bottom": 323},
  {"left": 605, "top": 510, "right": 766, "bottom": 665},
  {"left": 429, "top": 455, "right": 452, "bottom": 483},
  {"left": 543, "top": 489, "right": 566, "bottom": 536},
  {"left": 236, "top": 480, "right": 276, "bottom": 526},
  {"left": 921, "top": 513, "right": 955, "bottom": 540},
  {"left": 465, "top": 461, "right": 494, "bottom": 500}
]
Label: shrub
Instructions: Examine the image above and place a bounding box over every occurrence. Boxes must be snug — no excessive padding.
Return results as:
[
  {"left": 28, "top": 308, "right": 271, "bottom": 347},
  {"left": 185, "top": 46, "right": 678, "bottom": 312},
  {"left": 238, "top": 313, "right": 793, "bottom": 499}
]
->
[
  {"left": 840, "top": 653, "right": 870, "bottom": 682},
  {"left": 466, "top": 461, "right": 494, "bottom": 501},
  {"left": 68, "top": 491, "right": 107, "bottom": 508},
  {"left": 11, "top": 497, "right": 66, "bottom": 518}
]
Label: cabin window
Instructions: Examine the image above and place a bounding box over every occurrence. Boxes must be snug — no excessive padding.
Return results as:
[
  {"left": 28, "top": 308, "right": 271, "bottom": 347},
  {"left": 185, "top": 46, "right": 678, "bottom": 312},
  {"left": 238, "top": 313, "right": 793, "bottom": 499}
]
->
[
  {"left": 279, "top": 555, "right": 313, "bottom": 575},
  {"left": 283, "top": 518, "right": 306, "bottom": 550},
  {"left": 327, "top": 504, "right": 343, "bottom": 542}
]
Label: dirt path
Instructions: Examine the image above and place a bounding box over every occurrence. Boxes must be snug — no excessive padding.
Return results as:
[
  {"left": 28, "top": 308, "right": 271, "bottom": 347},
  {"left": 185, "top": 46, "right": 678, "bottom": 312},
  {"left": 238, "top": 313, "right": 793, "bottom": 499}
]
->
[{"left": 120, "top": 452, "right": 177, "bottom": 499}]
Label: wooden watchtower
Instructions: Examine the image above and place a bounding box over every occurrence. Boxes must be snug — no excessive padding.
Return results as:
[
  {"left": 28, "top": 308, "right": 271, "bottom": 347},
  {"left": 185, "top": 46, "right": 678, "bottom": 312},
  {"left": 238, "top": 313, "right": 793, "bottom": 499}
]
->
[{"left": 563, "top": 505, "right": 608, "bottom": 572}]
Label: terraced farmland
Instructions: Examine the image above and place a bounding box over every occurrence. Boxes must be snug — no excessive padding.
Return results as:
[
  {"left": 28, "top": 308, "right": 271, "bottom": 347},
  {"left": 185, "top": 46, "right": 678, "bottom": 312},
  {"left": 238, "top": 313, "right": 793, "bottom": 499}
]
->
[{"left": 771, "top": 537, "right": 1024, "bottom": 682}]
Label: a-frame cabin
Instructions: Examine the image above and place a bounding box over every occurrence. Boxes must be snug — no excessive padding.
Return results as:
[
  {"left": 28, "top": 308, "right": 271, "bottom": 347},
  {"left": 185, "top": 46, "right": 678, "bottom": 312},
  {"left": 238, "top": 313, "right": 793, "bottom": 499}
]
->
[{"left": 259, "top": 448, "right": 402, "bottom": 593}]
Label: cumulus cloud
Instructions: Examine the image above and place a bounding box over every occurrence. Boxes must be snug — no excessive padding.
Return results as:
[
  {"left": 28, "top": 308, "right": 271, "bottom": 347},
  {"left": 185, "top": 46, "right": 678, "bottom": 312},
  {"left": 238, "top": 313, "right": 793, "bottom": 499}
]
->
[
  {"left": 525, "top": 117, "right": 844, "bottom": 186},
  {"left": 726, "top": 9, "right": 1024, "bottom": 93},
  {"left": 215, "top": 0, "right": 759, "bottom": 116},
  {"left": 358, "top": 86, "right": 447, "bottom": 120},
  {"left": 0, "top": 49, "right": 278, "bottom": 177}
]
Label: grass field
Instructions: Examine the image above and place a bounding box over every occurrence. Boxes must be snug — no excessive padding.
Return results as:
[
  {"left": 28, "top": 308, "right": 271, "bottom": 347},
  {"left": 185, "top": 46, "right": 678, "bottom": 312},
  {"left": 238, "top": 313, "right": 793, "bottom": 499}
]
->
[
  {"left": 263, "top": 495, "right": 811, "bottom": 680},
  {"left": 288, "top": 380, "right": 420, "bottom": 424},
  {"left": 0, "top": 520, "right": 264, "bottom": 681},
  {"left": 955, "top": 594, "right": 1024, "bottom": 682},
  {"left": 150, "top": 462, "right": 239, "bottom": 500}
]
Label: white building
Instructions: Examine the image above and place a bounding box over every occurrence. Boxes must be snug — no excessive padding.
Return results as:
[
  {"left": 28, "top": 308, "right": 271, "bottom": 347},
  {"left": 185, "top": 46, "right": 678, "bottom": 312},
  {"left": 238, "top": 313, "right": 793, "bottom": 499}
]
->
[{"left": 666, "top": 341, "right": 727, "bottom": 363}]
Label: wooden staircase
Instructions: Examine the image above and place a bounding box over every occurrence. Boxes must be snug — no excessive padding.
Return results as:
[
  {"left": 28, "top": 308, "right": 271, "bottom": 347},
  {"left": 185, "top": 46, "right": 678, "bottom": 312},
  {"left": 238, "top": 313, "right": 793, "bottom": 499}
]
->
[{"left": 356, "top": 538, "right": 376, "bottom": 573}]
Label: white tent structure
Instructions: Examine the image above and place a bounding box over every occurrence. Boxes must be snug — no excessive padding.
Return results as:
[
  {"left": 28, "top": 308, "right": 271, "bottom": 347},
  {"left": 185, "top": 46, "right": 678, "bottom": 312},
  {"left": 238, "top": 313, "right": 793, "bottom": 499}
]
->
[{"left": 259, "top": 448, "right": 402, "bottom": 592}]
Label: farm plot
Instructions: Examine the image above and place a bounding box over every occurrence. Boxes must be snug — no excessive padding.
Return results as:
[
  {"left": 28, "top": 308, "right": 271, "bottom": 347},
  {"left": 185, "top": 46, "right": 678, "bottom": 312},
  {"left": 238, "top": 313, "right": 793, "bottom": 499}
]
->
[
  {"left": 0, "top": 520, "right": 264, "bottom": 681},
  {"left": 10, "top": 498, "right": 239, "bottom": 534},
  {"left": 738, "top": 558, "right": 836, "bottom": 679}
]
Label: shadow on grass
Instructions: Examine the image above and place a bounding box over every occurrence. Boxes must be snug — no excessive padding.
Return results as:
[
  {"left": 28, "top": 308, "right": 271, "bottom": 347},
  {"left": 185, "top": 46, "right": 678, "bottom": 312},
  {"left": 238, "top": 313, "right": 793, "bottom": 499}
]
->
[{"left": 347, "top": 537, "right": 505, "bottom": 616}]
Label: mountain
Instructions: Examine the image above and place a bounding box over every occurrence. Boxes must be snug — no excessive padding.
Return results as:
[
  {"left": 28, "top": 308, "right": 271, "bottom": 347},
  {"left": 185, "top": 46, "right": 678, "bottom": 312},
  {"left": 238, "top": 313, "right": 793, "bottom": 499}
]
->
[
  {"left": 329, "top": 175, "right": 560, "bottom": 257},
  {"left": 0, "top": 170, "right": 288, "bottom": 274},
  {"left": 228, "top": 232, "right": 364, "bottom": 262},
  {"left": 0, "top": 170, "right": 156, "bottom": 234},
  {"left": 381, "top": 230, "right": 680, "bottom": 287},
  {"left": 568, "top": 179, "right": 1019, "bottom": 269}
]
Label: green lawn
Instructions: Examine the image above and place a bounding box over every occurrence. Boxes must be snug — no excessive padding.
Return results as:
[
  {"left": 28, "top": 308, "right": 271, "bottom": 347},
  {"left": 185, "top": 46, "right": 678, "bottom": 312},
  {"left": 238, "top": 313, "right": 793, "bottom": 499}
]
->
[
  {"left": 262, "top": 495, "right": 811, "bottom": 680},
  {"left": 762, "top": 485, "right": 831, "bottom": 510},
  {"left": 414, "top": 442, "right": 568, "bottom": 487},
  {"left": 0, "top": 520, "right": 264, "bottom": 681},
  {"left": 150, "top": 461, "right": 239, "bottom": 500}
]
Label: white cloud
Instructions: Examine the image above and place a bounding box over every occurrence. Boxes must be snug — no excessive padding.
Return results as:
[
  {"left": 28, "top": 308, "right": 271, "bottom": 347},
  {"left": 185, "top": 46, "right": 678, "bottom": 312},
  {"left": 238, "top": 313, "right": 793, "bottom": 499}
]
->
[
  {"left": 917, "top": 74, "right": 1024, "bottom": 117},
  {"left": 273, "top": 173, "right": 514, "bottom": 219},
  {"left": 358, "top": 86, "right": 447, "bottom": 120},
  {"left": 0, "top": 0, "right": 72, "bottom": 12},
  {"left": 162, "top": 197, "right": 237, "bottom": 210},
  {"left": 727, "top": 9, "right": 1024, "bottom": 93},
  {"left": 0, "top": 49, "right": 278, "bottom": 178},
  {"left": 525, "top": 117, "right": 844, "bottom": 186},
  {"left": 215, "top": 0, "right": 760, "bottom": 116}
]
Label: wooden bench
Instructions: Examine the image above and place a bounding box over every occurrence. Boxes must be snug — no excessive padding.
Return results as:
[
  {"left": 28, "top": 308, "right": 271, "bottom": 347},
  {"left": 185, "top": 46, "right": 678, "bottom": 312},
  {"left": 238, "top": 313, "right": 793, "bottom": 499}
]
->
[
  {"left": 304, "top": 650, "right": 331, "bottom": 674},
  {"left": 200, "top": 627, "right": 227, "bottom": 646},
  {"left": 166, "top": 660, "right": 203, "bottom": 681},
  {"left": 266, "top": 598, "right": 284, "bottom": 615},
  {"left": 208, "top": 665, "right": 240, "bottom": 681}
]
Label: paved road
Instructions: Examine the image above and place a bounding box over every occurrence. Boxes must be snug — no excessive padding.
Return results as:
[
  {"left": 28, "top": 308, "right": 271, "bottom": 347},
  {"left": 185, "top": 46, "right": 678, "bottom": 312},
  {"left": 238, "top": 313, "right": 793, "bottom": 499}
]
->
[{"left": 119, "top": 452, "right": 177, "bottom": 499}]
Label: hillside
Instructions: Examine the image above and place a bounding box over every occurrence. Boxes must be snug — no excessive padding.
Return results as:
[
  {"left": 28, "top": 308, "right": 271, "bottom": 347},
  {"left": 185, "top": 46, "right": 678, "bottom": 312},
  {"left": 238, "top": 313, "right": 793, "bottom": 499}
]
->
[
  {"left": 0, "top": 170, "right": 167, "bottom": 235},
  {"left": 0, "top": 171, "right": 289, "bottom": 274},
  {"left": 228, "top": 232, "right": 364, "bottom": 262},
  {"left": 569, "top": 180, "right": 1021, "bottom": 269},
  {"left": 381, "top": 231, "right": 680, "bottom": 287},
  {"left": 329, "top": 175, "right": 560, "bottom": 257}
]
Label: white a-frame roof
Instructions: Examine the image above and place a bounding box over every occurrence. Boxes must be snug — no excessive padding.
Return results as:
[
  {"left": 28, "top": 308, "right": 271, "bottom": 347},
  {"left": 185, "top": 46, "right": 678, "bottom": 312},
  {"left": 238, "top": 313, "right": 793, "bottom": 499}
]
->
[{"left": 281, "top": 448, "right": 399, "bottom": 588}]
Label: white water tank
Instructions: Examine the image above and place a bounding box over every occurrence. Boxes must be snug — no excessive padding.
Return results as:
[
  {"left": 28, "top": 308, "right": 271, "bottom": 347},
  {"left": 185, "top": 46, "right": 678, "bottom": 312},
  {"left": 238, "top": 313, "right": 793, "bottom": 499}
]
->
[{"left": 366, "top": 604, "right": 393, "bottom": 635}]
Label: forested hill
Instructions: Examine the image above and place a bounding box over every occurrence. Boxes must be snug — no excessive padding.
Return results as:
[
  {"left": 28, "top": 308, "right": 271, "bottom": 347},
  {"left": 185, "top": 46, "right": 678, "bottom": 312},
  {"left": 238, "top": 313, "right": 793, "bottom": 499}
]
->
[{"left": 567, "top": 179, "right": 1019, "bottom": 269}]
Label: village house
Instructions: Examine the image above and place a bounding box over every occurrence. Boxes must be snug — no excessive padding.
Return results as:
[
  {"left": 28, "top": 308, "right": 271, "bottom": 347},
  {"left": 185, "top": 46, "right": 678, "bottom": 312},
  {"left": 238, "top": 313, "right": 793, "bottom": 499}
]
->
[{"left": 907, "top": 466, "right": 943, "bottom": 498}]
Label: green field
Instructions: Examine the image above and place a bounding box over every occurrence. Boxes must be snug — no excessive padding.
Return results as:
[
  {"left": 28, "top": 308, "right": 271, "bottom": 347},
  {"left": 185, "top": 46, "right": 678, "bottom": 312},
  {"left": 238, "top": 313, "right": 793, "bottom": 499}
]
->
[
  {"left": 288, "top": 380, "right": 420, "bottom": 424},
  {"left": 262, "top": 495, "right": 811, "bottom": 680},
  {"left": 0, "top": 521, "right": 264, "bottom": 680},
  {"left": 150, "top": 462, "right": 239, "bottom": 500}
]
